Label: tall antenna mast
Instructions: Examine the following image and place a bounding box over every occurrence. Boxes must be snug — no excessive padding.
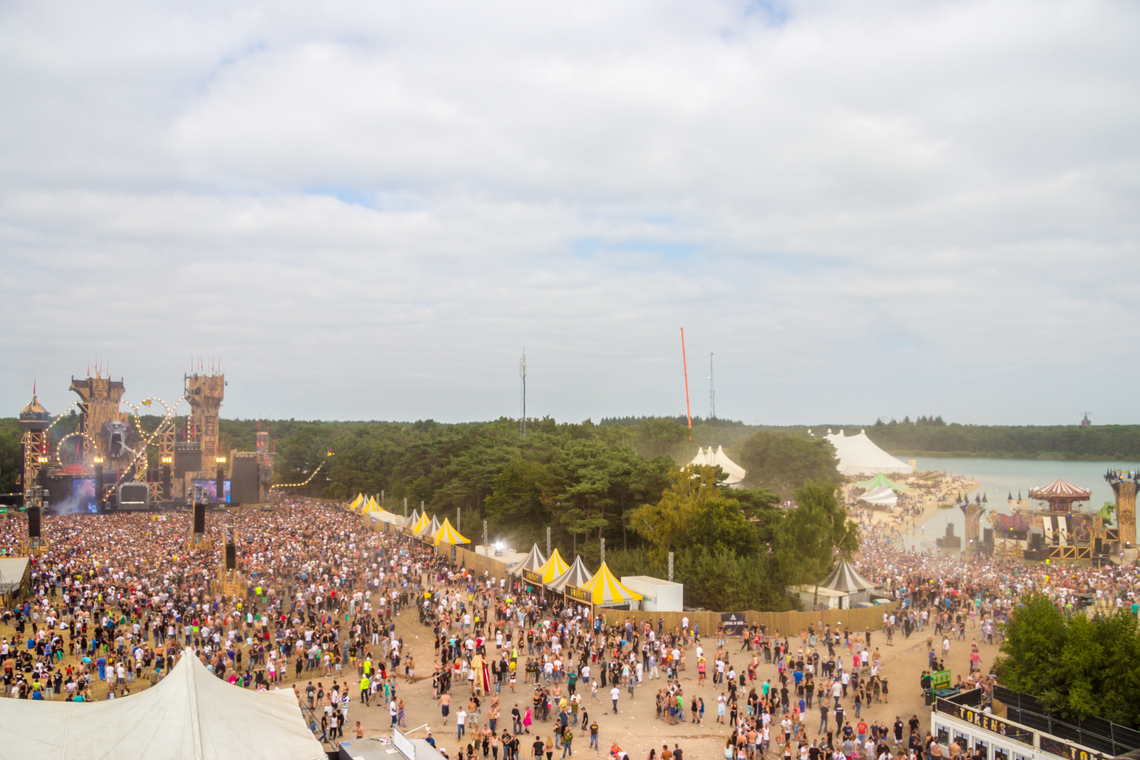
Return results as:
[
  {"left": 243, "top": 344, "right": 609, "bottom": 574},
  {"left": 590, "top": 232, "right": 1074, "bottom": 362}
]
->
[
  {"left": 681, "top": 328, "right": 692, "bottom": 440},
  {"left": 709, "top": 352, "right": 715, "bottom": 420},
  {"left": 519, "top": 351, "right": 527, "bottom": 439}
]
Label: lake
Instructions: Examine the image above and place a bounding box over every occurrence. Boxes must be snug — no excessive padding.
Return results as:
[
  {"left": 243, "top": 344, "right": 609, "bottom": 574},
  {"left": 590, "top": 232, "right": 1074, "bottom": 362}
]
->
[{"left": 896, "top": 456, "right": 1140, "bottom": 551}]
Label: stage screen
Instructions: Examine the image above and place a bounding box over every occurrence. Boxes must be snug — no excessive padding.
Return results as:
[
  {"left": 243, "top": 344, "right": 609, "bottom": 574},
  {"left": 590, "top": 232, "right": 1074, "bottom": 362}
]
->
[
  {"left": 71, "top": 478, "right": 99, "bottom": 513},
  {"left": 193, "top": 479, "right": 231, "bottom": 503}
]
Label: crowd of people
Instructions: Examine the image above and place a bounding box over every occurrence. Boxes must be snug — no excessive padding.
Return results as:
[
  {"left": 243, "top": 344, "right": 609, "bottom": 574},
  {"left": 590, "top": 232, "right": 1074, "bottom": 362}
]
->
[{"left": 1, "top": 489, "right": 1137, "bottom": 760}]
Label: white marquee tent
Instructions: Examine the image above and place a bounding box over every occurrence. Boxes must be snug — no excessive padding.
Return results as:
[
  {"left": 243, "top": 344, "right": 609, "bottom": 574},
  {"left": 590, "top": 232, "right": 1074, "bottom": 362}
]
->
[
  {"left": 689, "top": 445, "right": 747, "bottom": 486},
  {"left": 0, "top": 648, "right": 325, "bottom": 760},
  {"left": 823, "top": 429, "right": 914, "bottom": 477}
]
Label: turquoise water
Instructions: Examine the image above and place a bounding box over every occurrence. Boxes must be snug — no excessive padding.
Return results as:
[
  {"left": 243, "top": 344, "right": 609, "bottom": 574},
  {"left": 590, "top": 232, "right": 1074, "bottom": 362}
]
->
[{"left": 895, "top": 457, "right": 1140, "bottom": 551}]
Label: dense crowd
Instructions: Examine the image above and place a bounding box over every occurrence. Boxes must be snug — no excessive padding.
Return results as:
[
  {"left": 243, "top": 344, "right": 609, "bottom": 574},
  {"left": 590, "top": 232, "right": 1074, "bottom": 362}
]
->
[{"left": 1, "top": 491, "right": 1138, "bottom": 760}]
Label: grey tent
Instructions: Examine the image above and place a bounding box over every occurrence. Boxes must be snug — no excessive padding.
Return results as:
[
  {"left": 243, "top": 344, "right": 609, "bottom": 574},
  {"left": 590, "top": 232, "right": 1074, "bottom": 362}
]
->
[
  {"left": 547, "top": 555, "right": 593, "bottom": 593},
  {"left": 508, "top": 543, "right": 547, "bottom": 577},
  {"left": 819, "top": 559, "right": 879, "bottom": 607}
]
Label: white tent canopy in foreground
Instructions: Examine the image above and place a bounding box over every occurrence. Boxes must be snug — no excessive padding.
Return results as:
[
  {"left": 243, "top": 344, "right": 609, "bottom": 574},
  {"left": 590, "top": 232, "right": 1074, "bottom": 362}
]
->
[
  {"left": 0, "top": 648, "right": 325, "bottom": 760},
  {"left": 823, "top": 429, "right": 914, "bottom": 477},
  {"left": 689, "top": 445, "right": 747, "bottom": 486}
]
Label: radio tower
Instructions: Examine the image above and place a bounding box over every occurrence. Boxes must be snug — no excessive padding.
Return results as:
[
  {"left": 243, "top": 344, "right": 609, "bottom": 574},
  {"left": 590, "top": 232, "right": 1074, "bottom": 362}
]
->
[
  {"left": 519, "top": 351, "right": 527, "bottom": 439},
  {"left": 709, "top": 352, "right": 716, "bottom": 420}
]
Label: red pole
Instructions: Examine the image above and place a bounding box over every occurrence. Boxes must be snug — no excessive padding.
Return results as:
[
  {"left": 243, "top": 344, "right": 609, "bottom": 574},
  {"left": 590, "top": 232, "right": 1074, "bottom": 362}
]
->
[{"left": 681, "top": 328, "right": 692, "bottom": 440}]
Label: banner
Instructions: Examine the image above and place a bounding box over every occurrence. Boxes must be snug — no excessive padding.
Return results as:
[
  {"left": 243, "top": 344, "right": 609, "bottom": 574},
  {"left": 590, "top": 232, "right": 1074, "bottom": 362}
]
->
[
  {"left": 721, "top": 612, "right": 746, "bottom": 636},
  {"left": 566, "top": 586, "right": 593, "bottom": 605},
  {"left": 932, "top": 670, "right": 952, "bottom": 690},
  {"left": 937, "top": 700, "right": 1034, "bottom": 746}
]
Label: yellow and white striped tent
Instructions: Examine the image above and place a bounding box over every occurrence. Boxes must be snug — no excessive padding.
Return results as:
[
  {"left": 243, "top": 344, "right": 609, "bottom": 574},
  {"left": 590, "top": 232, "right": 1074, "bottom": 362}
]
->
[
  {"left": 347, "top": 494, "right": 365, "bottom": 512},
  {"left": 409, "top": 512, "right": 431, "bottom": 535},
  {"left": 579, "top": 561, "right": 643, "bottom": 605},
  {"left": 536, "top": 548, "right": 570, "bottom": 584},
  {"left": 432, "top": 517, "right": 471, "bottom": 545},
  {"left": 366, "top": 497, "right": 393, "bottom": 516}
]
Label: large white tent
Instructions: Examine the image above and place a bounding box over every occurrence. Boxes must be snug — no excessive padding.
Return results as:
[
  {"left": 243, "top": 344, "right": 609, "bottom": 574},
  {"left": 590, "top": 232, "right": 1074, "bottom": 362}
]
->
[
  {"left": 824, "top": 429, "right": 914, "bottom": 477},
  {"left": 0, "top": 648, "right": 325, "bottom": 760},
  {"left": 689, "top": 445, "right": 747, "bottom": 486}
]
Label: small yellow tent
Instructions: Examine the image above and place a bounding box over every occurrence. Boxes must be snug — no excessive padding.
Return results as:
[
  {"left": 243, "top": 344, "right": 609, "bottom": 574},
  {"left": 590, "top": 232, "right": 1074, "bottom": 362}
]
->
[
  {"left": 579, "top": 561, "right": 643, "bottom": 605},
  {"left": 432, "top": 517, "right": 471, "bottom": 545},
  {"left": 409, "top": 512, "right": 431, "bottom": 535},
  {"left": 536, "top": 548, "right": 570, "bottom": 584},
  {"left": 347, "top": 494, "right": 364, "bottom": 512}
]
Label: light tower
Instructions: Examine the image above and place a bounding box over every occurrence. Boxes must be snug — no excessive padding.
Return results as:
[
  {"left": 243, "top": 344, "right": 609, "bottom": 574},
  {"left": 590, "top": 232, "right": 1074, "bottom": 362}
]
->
[
  {"left": 519, "top": 352, "right": 527, "bottom": 440},
  {"left": 69, "top": 371, "right": 129, "bottom": 468},
  {"left": 709, "top": 352, "right": 716, "bottom": 420},
  {"left": 18, "top": 391, "right": 51, "bottom": 505}
]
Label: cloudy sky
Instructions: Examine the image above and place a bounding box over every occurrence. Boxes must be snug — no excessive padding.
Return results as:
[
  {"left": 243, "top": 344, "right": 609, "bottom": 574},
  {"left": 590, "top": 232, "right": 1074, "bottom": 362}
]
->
[{"left": 2, "top": 1, "right": 1138, "bottom": 426}]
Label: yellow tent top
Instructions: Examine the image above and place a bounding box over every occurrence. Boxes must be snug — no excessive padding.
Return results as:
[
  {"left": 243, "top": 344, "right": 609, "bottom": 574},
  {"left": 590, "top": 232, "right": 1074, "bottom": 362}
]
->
[
  {"left": 348, "top": 494, "right": 364, "bottom": 511},
  {"left": 579, "top": 561, "right": 643, "bottom": 605},
  {"left": 409, "top": 512, "right": 431, "bottom": 535},
  {"left": 536, "top": 548, "right": 570, "bottom": 584},
  {"left": 432, "top": 517, "right": 471, "bottom": 545}
]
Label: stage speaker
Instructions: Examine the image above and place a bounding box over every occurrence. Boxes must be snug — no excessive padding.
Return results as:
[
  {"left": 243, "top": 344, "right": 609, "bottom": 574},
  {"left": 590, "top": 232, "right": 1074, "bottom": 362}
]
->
[
  {"left": 225, "top": 543, "right": 236, "bottom": 570},
  {"left": 28, "top": 506, "right": 41, "bottom": 538},
  {"left": 983, "top": 528, "right": 993, "bottom": 545},
  {"left": 215, "top": 467, "right": 225, "bottom": 503},
  {"left": 174, "top": 442, "right": 202, "bottom": 477},
  {"left": 94, "top": 465, "right": 105, "bottom": 508},
  {"left": 162, "top": 465, "right": 172, "bottom": 496},
  {"left": 1029, "top": 533, "right": 1043, "bottom": 550},
  {"left": 38, "top": 469, "right": 48, "bottom": 488},
  {"left": 230, "top": 457, "right": 260, "bottom": 504},
  {"left": 193, "top": 502, "right": 206, "bottom": 534}
]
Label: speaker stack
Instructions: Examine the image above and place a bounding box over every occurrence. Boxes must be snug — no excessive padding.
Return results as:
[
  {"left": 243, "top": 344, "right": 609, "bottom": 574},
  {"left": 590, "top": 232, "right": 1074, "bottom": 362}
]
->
[{"left": 193, "top": 502, "right": 206, "bottom": 535}]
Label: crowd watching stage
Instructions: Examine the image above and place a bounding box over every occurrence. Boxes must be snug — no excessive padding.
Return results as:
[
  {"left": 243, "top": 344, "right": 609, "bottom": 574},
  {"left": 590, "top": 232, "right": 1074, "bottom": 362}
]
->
[{"left": 1, "top": 495, "right": 1139, "bottom": 760}]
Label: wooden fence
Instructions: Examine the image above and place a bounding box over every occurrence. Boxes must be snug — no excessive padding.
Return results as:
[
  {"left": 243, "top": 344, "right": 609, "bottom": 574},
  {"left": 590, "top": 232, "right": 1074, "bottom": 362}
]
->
[{"left": 360, "top": 513, "right": 898, "bottom": 632}]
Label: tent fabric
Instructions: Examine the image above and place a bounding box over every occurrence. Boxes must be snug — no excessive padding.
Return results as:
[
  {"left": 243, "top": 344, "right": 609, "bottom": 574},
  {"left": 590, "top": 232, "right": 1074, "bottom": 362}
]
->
[
  {"left": 819, "top": 559, "right": 879, "bottom": 594},
  {"left": 688, "top": 445, "right": 747, "bottom": 485},
  {"left": 823, "top": 429, "right": 914, "bottom": 477},
  {"left": 579, "top": 562, "right": 643, "bottom": 605},
  {"left": 547, "top": 556, "right": 593, "bottom": 593},
  {"left": 432, "top": 518, "right": 471, "bottom": 545},
  {"left": 855, "top": 473, "right": 909, "bottom": 492},
  {"left": 1029, "top": 479, "right": 1092, "bottom": 501},
  {"left": 508, "top": 544, "right": 547, "bottom": 577},
  {"left": 428, "top": 516, "right": 442, "bottom": 536},
  {"left": 0, "top": 648, "right": 325, "bottom": 760},
  {"left": 347, "top": 494, "right": 364, "bottom": 512},
  {"left": 0, "top": 557, "right": 30, "bottom": 595},
  {"left": 857, "top": 485, "right": 898, "bottom": 508},
  {"left": 409, "top": 512, "right": 431, "bottom": 535},
  {"left": 535, "top": 549, "right": 570, "bottom": 584}
]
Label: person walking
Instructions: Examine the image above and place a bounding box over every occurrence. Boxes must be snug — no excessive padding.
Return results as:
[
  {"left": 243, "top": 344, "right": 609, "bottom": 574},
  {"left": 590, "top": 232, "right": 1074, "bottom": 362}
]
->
[
  {"left": 561, "top": 726, "right": 573, "bottom": 758},
  {"left": 610, "top": 686, "right": 620, "bottom": 714},
  {"left": 589, "top": 719, "right": 599, "bottom": 752}
]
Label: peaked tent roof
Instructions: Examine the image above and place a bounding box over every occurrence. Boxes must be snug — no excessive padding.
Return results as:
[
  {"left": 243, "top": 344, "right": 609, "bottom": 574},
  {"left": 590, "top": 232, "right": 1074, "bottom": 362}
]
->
[
  {"left": 824, "top": 429, "right": 915, "bottom": 477},
  {"left": 579, "top": 561, "right": 643, "bottom": 605},
  {"left": 548, "top": 555, "right": 594, "bottom": 592},
  {"left": 1029, "top": 479, "right": 1092, "bottom": 502},
  {"left": 819, "top": 559, "right": 879, "bottom": 594},
  {"left": 428, "top": 515, "right": 442, "bottom": 536},
  {"left": 857, "top": 485, "right": 898, "bottom": 508},
  {"left": 689, "top": 445, "right": 747, "bottom": 485},
  {"left": 410, "top": 512, "right": 431, "bottom": 535},
  {"left": 348, "top": 494, "right": 364, "bottom": 511},
  {"left": 536, "top": 548, "right": 570, "bottom": 584},
  {"left": 856, "top": 473, "right": 909, "bottom": 492},
  {"left": 0, "top": 648, "right": 325, "bottom": 760},
  {"left": 432, "top": 517, "right": 471, "bottom": 545},
  {"left": 508, "top": 544, "right": 547, "bottom": 577}
]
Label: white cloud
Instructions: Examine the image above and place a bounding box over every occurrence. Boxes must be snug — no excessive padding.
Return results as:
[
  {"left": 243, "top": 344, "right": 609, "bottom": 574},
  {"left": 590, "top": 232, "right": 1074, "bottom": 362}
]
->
[{"left": 2, "top": 0, "right": 1139, "bottom": 425}]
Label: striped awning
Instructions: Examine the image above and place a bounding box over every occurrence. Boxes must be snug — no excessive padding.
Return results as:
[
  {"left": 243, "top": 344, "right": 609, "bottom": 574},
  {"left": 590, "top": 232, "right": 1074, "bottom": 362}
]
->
[
  {"left": 548, "top": 556, "right": 593, "bottom": 592},
  {"left": 1029, "top": 479, "right": 1091, "bottom": 501},
  {"left": 579, "top": 561, "right": 643, "bottom": 605},
  {"left": 432, "top": 517, "right": 470, "bottom": 545},
  {"left": 536, "top": 548, "right": 570, "bottom": 584},
  {"left": 508, "top": 544, "right": 547, "bottom": 577},
  {"left": 820, "top": 559, "right": 879, "bottom": 594}
]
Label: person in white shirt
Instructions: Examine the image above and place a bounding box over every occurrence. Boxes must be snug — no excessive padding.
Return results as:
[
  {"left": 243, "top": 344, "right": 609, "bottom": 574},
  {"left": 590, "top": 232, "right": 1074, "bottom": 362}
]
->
[{"left": 610, "top": 686, "right": 620, "bottom": 713}]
